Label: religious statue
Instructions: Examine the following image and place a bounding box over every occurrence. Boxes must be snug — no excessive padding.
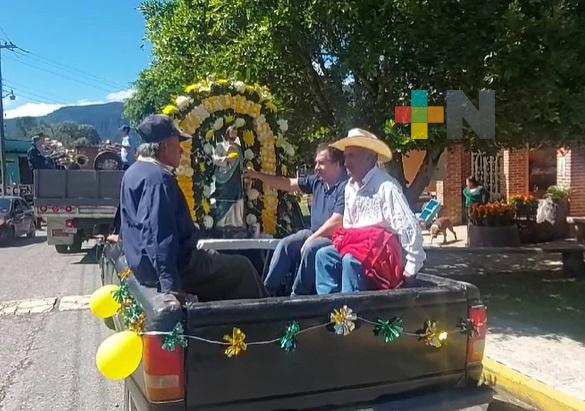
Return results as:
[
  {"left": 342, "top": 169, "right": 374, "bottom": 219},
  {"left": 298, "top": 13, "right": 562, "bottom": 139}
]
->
[{"left": 212, "top": 125, "right": 245, "bottom": 229}]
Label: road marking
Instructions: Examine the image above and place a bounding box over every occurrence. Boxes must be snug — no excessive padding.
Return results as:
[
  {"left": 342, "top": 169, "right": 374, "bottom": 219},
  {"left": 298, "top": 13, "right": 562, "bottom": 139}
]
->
[{"left": 0, "top": 295, "right": 91, "bottom": 316}]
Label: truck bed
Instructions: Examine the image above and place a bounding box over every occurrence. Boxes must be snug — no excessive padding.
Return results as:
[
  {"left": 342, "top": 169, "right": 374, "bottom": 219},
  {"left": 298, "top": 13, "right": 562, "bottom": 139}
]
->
[
  {"left": 33, "top": 169, "right": 123, "bottom": 207},
  {"left": 102, "top": 244, "right": 488, "bottom": 411}
]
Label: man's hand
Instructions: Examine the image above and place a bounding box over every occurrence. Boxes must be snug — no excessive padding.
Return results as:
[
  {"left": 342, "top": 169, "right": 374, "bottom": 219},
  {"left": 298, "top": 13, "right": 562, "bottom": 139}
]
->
[
  {"left": 168, "top": 290, "right": 187, "bottom": 305},
  {"left": 243, "top": 168, "right": 260, "bottom": 180},
  {"left": 300, "top": 234, "right": 317, "bottom": 255}
]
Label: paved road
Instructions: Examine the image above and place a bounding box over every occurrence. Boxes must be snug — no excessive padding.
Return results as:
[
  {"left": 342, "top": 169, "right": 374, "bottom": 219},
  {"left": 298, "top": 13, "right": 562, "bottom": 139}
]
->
[
  {"left": 0, "top": 231, "right": 122, "bottom": 411},
  {"left": 0, "top": 230, "right": 532, "bottom": 411}
]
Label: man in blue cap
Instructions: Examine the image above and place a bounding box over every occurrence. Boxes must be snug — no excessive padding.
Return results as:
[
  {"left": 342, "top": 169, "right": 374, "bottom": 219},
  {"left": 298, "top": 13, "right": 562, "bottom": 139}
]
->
[{"left": 119, "top": 114, "right": 267, "bottom": 301}]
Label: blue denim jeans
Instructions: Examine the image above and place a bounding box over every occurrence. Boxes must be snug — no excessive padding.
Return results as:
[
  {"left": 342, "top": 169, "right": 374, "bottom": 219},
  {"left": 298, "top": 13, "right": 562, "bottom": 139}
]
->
[
  {"left": 263, "top": 229, "right": 332, "bottom": 295},
  {"left": 315, "top": 245, "right": 375, "bottom": 294}
]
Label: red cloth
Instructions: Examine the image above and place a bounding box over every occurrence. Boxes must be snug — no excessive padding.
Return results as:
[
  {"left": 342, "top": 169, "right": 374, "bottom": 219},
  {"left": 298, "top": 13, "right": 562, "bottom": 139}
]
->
[{"left": 332, "top": 226, "right": 404, "bottom": 290}]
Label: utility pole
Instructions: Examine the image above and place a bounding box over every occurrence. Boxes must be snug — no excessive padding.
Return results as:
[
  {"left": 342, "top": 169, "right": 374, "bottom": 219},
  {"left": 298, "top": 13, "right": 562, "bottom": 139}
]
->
[{"left": 0, "top": 41, "right": 18, "bottom": 195}]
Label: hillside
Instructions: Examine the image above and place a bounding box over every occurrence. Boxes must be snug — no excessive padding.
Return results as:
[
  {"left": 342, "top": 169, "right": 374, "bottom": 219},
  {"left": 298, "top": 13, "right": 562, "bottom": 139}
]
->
[{"left": 5, "top": 102, "right": 128, "bottom": 142}]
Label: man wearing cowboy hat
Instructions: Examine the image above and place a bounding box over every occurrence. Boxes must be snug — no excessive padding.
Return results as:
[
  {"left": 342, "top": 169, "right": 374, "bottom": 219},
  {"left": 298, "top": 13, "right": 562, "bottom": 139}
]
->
[
  {"left": 314, "top": 128, "right": 426, "bottom": 293},
  {"left": 120, "top": 114, "right": 267, "bottom": 302}
]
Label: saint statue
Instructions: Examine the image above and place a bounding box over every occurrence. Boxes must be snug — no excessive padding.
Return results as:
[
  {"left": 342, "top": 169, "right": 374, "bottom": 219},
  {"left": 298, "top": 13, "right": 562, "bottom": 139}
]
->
[{"left": 212, "top": 125, "right": 245, "bottom": 228}]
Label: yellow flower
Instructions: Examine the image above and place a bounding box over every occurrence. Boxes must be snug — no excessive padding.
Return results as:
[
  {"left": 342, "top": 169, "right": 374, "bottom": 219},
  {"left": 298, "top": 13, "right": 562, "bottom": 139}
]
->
[
  {"left": 242, "top": 130, "right": 255, "bottom": 147},
  {"left": 224, "top": 114, "right": 235, "bottom": 125},
  {"left": 185, "top": 83, "right": 199, "bottom": 93},
  {"left": 162, "top": 105, "right": 177, "bottom": 116},
  {"left": 201, "top": 198, "right": 210, "bottom": 214},
  {"left": 245, "top": 85, "right": 255, "bottom": 95},
  {"left": 199, "top": 163, "right": 206, "bottom": 172},
  {"left": 205, "top": 129, "right": 215, "bottom": 140},
  {"left": 281, "top": 164, "right": 288, "bottom": 175},
  {"left": 217, "top": 79, "right": 229, "bottom": 86},
  {"left": 265, "top": 101, "right": 278, "bottom": 113}
]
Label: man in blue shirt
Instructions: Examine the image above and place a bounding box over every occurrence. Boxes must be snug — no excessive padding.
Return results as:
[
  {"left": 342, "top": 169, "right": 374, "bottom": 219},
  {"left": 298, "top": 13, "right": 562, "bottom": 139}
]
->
[
  {"left": 120, "top": 114, "right": 266, "bottom": 301},
  {"left": 245, "top": 144, "right": 347, "bottom": 295}
]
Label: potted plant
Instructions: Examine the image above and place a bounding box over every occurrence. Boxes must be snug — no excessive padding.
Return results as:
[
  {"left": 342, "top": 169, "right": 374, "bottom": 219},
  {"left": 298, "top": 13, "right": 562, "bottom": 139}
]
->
[
  {"left": 509, "top": 194, "right": 538, "bottom": 221},
  {"left": 468, "top": 202, "right": 520, "bottom": 246},
  {"left": 543, "top": 185, "right": 571, "bottom": 238}
]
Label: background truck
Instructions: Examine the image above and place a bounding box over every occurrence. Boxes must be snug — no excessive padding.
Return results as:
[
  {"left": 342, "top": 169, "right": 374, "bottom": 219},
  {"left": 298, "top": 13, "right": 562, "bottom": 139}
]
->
[
  {"left": 101, "top": 244, "right": 492, "bottom": 411},
  {"left": 34, "top": 169, "right": 123, "bottom": 253}
]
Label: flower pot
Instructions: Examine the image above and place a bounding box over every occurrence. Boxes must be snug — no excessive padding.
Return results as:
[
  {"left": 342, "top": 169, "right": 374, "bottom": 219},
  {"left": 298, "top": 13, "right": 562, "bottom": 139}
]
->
[{"left": 468, "top": 224, "right": 521, "bottom": 247}]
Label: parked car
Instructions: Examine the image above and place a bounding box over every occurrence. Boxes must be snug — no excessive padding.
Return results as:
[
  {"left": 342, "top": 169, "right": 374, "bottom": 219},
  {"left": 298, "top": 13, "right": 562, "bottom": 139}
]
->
[{"left": 0, "top": 196, "right": 37, "bottom": 244}]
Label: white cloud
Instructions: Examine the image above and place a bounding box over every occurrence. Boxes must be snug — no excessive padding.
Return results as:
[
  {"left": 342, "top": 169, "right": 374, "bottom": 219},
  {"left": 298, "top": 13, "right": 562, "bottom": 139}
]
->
[
  {"left": 4, "top": 88, "right": 135, "bottom": 119},
  {"left": 106, "top": 89, "right": 135, "bottom": 102},
  {"left": 5, "top": 103, "right": 64, "bottom": 119}
]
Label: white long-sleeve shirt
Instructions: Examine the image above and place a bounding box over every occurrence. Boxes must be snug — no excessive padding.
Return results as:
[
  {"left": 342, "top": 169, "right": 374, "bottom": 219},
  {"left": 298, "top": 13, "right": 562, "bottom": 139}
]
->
[{"left": 343, "top": 166, "right": 426, "bottom": 276}]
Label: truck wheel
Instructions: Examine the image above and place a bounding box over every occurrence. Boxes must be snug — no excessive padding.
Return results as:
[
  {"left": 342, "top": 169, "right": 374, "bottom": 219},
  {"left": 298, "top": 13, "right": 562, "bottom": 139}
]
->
[
  {"left": 55, "top": 244, "right": 69, "bottom": 254},
  {"left": 69, "top": 236, "right": 83, "bottom": 253},
  {"left": 123, "top": 381, "right": 138, "bottom": 411}
]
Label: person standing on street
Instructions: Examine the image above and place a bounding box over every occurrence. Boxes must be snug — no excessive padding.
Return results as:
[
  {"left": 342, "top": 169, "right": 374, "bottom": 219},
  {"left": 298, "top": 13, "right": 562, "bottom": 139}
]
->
[{"left": 245, "top": 143, "right": 348, "bottom": 296}]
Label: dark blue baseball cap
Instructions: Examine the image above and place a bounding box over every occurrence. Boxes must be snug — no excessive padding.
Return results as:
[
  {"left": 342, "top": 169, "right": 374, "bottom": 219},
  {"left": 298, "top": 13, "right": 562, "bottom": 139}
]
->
[{"left": 137, "top": 114, "right": 191, "bottom": 143}]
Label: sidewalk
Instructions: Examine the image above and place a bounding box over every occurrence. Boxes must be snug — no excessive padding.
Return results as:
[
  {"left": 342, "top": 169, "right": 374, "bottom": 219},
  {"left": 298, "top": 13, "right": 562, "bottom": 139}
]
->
[{"left": 420, "top": 236, "right": 585, "bottom": 410}]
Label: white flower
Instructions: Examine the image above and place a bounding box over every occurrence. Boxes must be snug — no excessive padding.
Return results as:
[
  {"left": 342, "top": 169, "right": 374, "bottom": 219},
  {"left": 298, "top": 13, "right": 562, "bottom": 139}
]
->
[
  {"left": 203, "top": 143, "right": 213, "bottom": 155},
  {"left": 175, "top": 95, "right": 192, "bottom": 111},
  {"left": 275, "top": 134, "right": 286, "bottom": 148},
  {"left": 255, "top": 114, "right": 266, "bottom": 127},
  {"left": 234, "top": 81, "right": 246, "bottom": 93},
  {"left": 247, "top": 188, "right": 260, "bottom": 201},
  {"left": 185, "top": 167, "right": 194, "bottom": 177},
  {"left": 235, "top": 118, "right": 246, "bottom": 128},
  {"left": 203, "top": 185, "right": 211, "bottom": 198},
  {"left": 277, "top": 119, "right": 288, "bottom": 133},
  {"left": 244, "top": 149, "right": 255, "bottom": 160},
  {"left": 246, "top": 214, "right": 257, "bottom": 226},
  {"left": 191, "top": 105, "right": 210, "bottom": 122},
  {"left": 175, "top": 165, "right": 186, "bottom": 175},
  {"left": 203, "top": 215, "right": 214, "bottom": 229},
  {"left": 213, "top": 117, "right": 224, "bottom": 130}
]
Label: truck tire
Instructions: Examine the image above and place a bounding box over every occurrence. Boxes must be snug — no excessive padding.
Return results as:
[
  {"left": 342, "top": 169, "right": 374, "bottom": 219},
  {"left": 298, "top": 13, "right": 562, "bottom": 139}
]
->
[
  {"left": 55, "top": 244, "right": 69, "bottom": 254},
  {"left": 123, "top": 381, "right": 138, "bottom": 411},
  {"left": 69, "top": 235, "right": 83, "bottom": 253}
]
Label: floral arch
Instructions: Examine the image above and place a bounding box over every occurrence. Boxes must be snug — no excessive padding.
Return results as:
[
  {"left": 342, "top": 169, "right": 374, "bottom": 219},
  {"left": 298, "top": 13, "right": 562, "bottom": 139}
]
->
[{"left": 162, "top": 79, "right": 297, "bottom": 236}]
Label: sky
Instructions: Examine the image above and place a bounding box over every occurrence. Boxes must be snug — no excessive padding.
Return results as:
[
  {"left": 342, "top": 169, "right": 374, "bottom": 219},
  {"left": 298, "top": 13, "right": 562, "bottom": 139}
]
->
[{"left": 0, "top": 0, "right": 151, "bottom": 119}]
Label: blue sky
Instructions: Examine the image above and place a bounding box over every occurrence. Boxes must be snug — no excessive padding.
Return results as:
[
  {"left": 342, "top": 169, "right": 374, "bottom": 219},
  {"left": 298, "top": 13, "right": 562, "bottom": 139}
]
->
[{"left": 0, "top": 0, "right": 151, "bottom": 118}]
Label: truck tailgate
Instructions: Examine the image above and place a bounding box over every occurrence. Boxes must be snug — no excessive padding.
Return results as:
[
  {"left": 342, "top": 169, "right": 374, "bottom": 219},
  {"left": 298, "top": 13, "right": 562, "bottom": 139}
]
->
[{"left": 184, "top": 282, "right": 471, "bottom": 410}]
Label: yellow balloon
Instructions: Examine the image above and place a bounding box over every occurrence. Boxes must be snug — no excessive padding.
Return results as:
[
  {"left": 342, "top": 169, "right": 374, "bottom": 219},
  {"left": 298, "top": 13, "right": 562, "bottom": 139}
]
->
[
  {"left": 96, "top": 331, "right": 143, "bottom": 380},
  {"left": 89, "top": 285, "right": 121, "bottom": 319}
]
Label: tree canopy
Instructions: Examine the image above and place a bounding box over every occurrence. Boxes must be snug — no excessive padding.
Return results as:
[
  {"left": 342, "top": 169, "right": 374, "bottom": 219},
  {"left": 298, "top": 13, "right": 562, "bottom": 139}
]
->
[{"left": 125, "top": 0, "right": 585, "bottom": 201}]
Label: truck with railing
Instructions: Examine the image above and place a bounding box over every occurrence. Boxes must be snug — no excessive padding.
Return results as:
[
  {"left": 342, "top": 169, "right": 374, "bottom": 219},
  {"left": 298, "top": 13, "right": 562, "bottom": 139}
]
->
[{"left": 34, "top": 169, "right": 123, "bottom": 253}]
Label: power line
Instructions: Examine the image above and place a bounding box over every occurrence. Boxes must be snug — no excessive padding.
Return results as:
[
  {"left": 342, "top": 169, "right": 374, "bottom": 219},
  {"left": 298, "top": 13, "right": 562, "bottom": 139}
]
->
[
  {"left": 3, "top": 79, "right": 70, "bottom": 103},
  {"left": 0, "top": 26, "right": 12, "bottom": 43},
  {"left": 4, "top": 52, "right": 119, "bottom": 93},
  {"left": 6, "top": 86, "right": 66, "bottom": 105},
  {"left": 14, "top": 48, "right": 128, "bottom": 90}
]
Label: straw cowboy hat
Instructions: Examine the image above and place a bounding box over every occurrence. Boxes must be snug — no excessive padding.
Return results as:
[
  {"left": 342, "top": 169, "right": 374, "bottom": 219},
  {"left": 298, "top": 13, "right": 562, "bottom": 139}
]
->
[{"left": 330, "top": 128, "right": 392, "bottom": 163}]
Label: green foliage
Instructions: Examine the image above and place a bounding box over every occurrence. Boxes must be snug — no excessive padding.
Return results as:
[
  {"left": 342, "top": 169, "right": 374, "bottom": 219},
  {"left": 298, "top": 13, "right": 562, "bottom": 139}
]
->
[
  {"left": 126, "top": 0, "right": 585, "bottom": 194},
  {"left": 546, "top": 185, "right": 571, "bottom": 201}
]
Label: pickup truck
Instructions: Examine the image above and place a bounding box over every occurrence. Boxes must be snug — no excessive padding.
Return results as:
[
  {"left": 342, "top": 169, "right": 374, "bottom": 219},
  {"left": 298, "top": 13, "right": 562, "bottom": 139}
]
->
[
  {"left": 100, "top": 243, "right": 492, "bottom": 411},
  {"left": 34, "top": 169, "right": 123, "bottom": 253}
]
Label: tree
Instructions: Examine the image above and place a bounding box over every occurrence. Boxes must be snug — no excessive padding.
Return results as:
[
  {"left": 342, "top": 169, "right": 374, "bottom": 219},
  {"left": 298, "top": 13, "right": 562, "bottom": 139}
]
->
[{"left": 126, "top": 0, "right": 585, "bottom": 203}]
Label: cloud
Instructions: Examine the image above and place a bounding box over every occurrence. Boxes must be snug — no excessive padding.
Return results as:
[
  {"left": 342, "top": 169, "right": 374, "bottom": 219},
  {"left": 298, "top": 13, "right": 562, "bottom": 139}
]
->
[
  {"left": 5, "top": 103, "right": 64, "bottom": 119},
  {"left": 4, "top": 88, "right": 135, "bottom": 119},
  {"left": 106, "top": 89, "right": 135, "bottom": 102}
]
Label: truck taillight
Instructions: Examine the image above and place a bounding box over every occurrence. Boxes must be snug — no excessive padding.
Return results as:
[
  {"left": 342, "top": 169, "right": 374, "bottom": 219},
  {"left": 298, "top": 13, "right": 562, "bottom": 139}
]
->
[
  {"left": 466, "top": 305, "right": 487, "bottom": 364},
  {"left": 64, "top": 205, "right": 73, "bottom": 213},
  {"left": 65, "top": 219, "right": 75, "bottom": 228},
  {"left": 142, "top": 335, "right": 184, "bottom": 402},
  {"left": 52, "top": 206, "right": 60, "bottom": 213}
]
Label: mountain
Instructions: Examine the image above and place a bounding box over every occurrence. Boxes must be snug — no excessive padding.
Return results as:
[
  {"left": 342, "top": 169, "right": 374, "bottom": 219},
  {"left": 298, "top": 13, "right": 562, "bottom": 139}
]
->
[{"left": 5, "top": 102, "right": 129, "bottom": 142}]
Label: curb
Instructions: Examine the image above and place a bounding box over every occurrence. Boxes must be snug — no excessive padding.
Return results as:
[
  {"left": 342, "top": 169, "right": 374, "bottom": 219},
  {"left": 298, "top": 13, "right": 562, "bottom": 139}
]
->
[{"left": 482, "top": 357, "right": 585, "bottom": 411}]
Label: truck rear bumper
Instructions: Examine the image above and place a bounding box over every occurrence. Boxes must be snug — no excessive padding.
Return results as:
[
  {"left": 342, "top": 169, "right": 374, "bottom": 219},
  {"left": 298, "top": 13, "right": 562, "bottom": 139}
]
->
[{"left": 333, "top": 385, "right": 493, "bottom": 411}]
